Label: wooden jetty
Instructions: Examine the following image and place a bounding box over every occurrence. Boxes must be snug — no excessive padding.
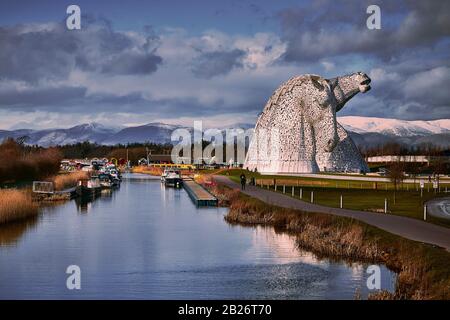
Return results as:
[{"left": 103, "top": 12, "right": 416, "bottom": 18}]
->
[
  {"left": 182, "top": 178, "right": 218, "bottom": 207},
  {"left": 32, "top": 181, "right": 77, "bottom": 201}
]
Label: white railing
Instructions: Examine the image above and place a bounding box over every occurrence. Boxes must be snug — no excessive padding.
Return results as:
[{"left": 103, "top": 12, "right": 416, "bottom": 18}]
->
[{"left": 32, "top": 181, "right": 54, "bottom": 194}]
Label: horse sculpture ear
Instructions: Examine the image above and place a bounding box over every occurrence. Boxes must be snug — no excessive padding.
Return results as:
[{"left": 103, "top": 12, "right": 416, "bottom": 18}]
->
[{"left": 326, "top": 77, "right": 338, "bottom": 90}]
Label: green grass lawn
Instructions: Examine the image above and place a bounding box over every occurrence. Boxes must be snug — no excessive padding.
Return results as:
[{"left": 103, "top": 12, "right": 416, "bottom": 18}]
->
[{"left": 221, "top": 169, "right": 450, "bottom": 228}]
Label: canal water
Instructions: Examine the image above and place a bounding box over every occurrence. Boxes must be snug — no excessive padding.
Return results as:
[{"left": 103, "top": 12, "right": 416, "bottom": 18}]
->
[{"left": 0, "top": 173, "right": 396, "bottom": 299}]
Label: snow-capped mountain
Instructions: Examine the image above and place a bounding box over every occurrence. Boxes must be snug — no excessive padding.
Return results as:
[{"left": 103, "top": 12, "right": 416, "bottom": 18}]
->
[
  {"left": 101, "top": 123, "right": 188, "bottom": 145},
  {"left": 0, "top": 123, "right": 119, "bottom": 147},
  {"left": 338, "top": 116, "right": 450, "bottom": 137},
  {"left": 0, "top": 117, "right": 449, "bottom": 148}
]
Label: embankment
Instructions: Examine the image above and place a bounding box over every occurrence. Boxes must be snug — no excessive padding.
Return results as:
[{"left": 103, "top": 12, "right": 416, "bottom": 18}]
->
[{"left": 207, "top": 182, "right": 450, "bottom": 300}]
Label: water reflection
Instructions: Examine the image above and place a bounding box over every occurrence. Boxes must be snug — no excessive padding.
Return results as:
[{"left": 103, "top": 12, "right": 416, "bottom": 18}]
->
[
  {"left": 0, "top": 216, "right": 39, "bottom": 246},
  {"left": 0, "top": 173, "right": 396, "bottom": 299}
]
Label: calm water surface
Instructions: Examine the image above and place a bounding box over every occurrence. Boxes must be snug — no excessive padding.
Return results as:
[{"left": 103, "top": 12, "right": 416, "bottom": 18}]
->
[{"left": 0, "top": 173, "right": 396, "bottom": 299}]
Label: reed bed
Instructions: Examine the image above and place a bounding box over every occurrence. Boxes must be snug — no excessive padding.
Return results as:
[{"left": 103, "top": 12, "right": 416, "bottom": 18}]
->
[
  {"left": 0, "top": 189, "right": 38, "bottom": 224},
  {"left": 53, "top": 171, "right": 89, "bottom": 190},
  {"left": 132, "top": 166, "right": 163, "bottom": 176}
]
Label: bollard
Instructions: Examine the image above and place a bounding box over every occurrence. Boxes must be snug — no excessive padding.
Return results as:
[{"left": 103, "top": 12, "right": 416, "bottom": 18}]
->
[
  {"left": 384, "top": 198, "right": 387, "bottom": 213},
  {"left": 420, "top": 188, "right": 423, "bottom": 197},
  {"left": 292, "top": 187, "right": 294, "bottom": 197},
  {"left": 340, "top": 195, "right": 343, "bottom": 209},
  {"left": 311, "top": 191, "right": 314, "bottom": 203},
  {"left": 300, "top": 188, "right": 303, "bottom": 199},
  {"left": 283, "top": 185, "right": 286, "bottom": 194},
  {"left": 275, "top": 184, "right": 277, "bottom": 191},
  {"left": 424, "top": 205, "right": 427, "bottom": 221}
]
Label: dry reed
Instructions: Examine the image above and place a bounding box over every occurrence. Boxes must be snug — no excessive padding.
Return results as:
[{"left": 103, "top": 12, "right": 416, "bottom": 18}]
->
[
  {"left": 0, "top": 189, "right": 38, "bottom": 224},
  {"left": 52, "top": 171, "right": 89, "bottom": 190}
]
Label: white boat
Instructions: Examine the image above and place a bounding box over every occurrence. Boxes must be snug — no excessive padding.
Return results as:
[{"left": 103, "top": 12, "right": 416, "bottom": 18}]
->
[
  {"left": 161, "top": 169, "right": 169, "bottom": 182},
  {"left": 162, "top": 169, "right": 182, "bottom": 187}
]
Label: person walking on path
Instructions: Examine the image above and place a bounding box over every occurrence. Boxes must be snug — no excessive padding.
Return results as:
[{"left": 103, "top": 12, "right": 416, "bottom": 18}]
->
[{"left": 240, "top": 173, "right": 247, "bottom": 190}]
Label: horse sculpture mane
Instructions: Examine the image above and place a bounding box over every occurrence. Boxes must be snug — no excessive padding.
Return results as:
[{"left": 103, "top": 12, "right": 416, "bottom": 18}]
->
[{"left": 244, "top": 72, "right": 371, "bottom": 174}]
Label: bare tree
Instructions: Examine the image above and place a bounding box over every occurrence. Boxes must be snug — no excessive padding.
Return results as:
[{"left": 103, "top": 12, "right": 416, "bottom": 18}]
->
[
  {"left": 431, "top": 158, "right": 448, "bottom": 189},
  {"left": 388, "top": 161, "right": 406, "bottom": 204}
]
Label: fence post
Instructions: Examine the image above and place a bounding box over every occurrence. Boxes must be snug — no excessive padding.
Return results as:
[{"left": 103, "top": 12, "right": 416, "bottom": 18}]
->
[
  {"left": 384, "top": 198, "right": 388, "bottom": 214},
  {"left": 340, "top": 195, "right": 343, "bottom": 209}
]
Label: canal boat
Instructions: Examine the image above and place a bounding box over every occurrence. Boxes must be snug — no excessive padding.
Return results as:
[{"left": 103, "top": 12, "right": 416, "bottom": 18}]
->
[
  {"left": 164, "top": 170, "right": 183, "bottom": 188},
  {"left": 97, "top": 173, "right": 120, "bottom": 188},
  {"left": 161, "top": 169, "right": 169, "bottom": 182},
  {"left": 76, "top": 178, "right": 102, "bottom": 198}
]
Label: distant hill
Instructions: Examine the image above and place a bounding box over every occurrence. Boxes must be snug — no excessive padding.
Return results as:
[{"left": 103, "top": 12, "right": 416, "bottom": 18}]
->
[
  {"left": 339, "top": 116, "right": 450, "bottom": 136},
  {"left": 0, "top": 116, "right": 449, "bottom": 149}
]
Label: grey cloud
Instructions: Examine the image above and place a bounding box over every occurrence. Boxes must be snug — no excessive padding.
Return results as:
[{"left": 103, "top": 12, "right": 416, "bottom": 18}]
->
[
  {"left": 278, "top": 0, "right": 450, "bottom": 62},
  {"left": 191, "top": 49, "right": 246, "bottom": 78},
  {"left": 0, "top": 86, "right": 87, "bottom": 110},
  {"left": 0, "top": 20, "right": 162, "bottom": 83},
  {"left": 101, "top": 52, "right": 162, "bottom": 75}
]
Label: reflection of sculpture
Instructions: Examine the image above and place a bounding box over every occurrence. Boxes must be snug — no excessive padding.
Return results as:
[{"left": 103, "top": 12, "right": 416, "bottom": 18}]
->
[{"left": 244, "top": 73, "right": 371, "bottom": 174}]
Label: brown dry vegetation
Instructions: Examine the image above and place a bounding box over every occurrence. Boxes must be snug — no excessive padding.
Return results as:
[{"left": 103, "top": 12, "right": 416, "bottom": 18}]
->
[
  {"left": 0, "top": 138, "right": 62, "bottom": 183},
  {"left": 132, "top": 166, "right": 163, "bottom": 176},
  {"left": 0, "top": 189, "right": 38, "bottom": 224},
  {"left": 206, "top": 182, "right": 450, "bottom": 300},
  {"left": 52, "top": 171, "right": 89, "bottom": 190}
]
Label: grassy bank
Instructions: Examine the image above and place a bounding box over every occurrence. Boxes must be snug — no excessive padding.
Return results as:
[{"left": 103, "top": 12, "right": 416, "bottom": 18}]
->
[
  {"left": 222, "top": 169, "right": 450, "bottom": 228},
  {"left": 223, "top": 168, "right": 450, "bottom": 191},
  {"left": 0, "top": 189, "right": 38, "bottom": 224},
  {"left": 206, "top": 182, "right": 450, "bottom": 300}
]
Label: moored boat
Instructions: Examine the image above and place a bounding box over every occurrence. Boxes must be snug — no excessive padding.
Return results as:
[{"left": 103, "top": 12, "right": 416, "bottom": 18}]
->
[
  {"left": 76, "top": 178, "right": 102, "bottom": 198},
  {"left": 97, "top": 173, "right": 119, "bottom": 188},
  {"left": 164, "top": 170, "right": 183, "bottom": 188}
]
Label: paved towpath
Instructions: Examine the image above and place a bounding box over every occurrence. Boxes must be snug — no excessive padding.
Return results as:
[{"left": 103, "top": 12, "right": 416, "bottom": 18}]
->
[{"left": 214, "top": 176, "right": 450, "bottom": 251}]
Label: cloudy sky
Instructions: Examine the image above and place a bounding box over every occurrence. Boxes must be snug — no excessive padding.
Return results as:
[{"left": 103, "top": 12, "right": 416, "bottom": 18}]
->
[{"left": 0, "top": 0, "right": 449, "bottom": 130}]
